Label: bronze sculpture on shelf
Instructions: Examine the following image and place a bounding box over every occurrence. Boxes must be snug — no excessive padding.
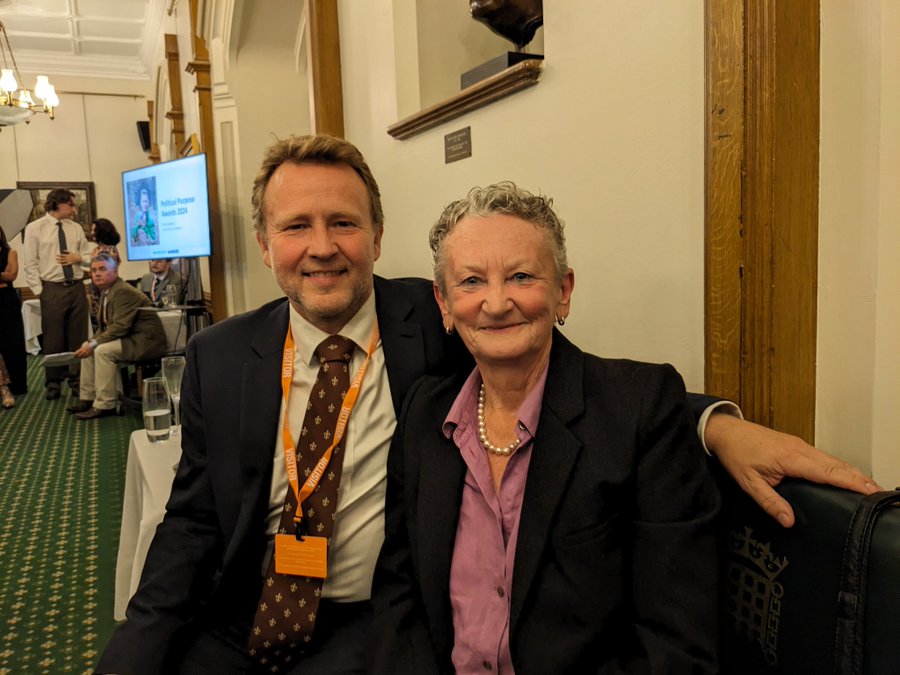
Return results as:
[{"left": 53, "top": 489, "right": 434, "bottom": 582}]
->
[{"left": 469, "top": 0, "right": 543, "bottom": 50}]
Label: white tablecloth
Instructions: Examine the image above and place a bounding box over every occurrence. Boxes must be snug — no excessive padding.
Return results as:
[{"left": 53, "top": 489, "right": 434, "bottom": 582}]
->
[
  {"left": 26, "top": 302, "right": 184, "bottom": 359},
  {"left": 114, "top": 429, "right": 181, "bottom": 621},
  {"left": 158, "top": 309, "right": 187, "bottom": 352},
  {"left": 21, "top": 295, "right": 94, "bottom": 355},
  {"left": 21, "top": 298, "right": 42, "bottom": 355}
]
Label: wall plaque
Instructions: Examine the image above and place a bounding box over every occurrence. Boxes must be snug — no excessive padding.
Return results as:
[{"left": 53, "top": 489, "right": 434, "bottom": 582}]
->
[{"left": 444, "top": 127, "right": 472, "bottom": 163}]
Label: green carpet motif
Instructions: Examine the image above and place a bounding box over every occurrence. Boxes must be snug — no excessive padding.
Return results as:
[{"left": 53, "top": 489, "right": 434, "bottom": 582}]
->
[{"left": 0, "top": 356, "right": 142, "bottom": 674}]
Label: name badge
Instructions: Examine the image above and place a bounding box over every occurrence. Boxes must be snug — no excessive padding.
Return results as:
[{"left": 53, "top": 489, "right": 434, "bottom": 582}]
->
[{"left": 274, "top": 534, "right": 328, "bottom": 578}]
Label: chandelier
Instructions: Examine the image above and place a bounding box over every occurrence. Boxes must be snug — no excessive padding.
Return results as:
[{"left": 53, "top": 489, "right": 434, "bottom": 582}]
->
[{"left": 0, "top": 19, "right": 59, "bottom": 128}]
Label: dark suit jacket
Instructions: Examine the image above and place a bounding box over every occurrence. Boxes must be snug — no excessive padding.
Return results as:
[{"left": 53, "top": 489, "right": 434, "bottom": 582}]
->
[
  {"left": 139, "top": 268, "right": 184, "bottom": 305},
  {"left": 370, "top": 331, "right": 721, "bottom": 674},
  {"left": 96, "top": 276, "right": 469, "bottom": 674},
  {"left": 96, "top": 278, "right": 167, "bottom": 361}
]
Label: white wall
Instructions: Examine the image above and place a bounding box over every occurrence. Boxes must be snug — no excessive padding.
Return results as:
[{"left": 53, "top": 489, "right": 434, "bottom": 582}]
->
[
  {"left": 818, "top": 0, "right": 900, "bottom": 485},
  {"left": 870, "top": 0, "right": 900, "bottom": 487},
  {"left": 222, "top": 1, "right": 312, "bottom": 314},
  {"left": 337, "top": 0, "right": 705, "bottom": 390},
  {"left": 1, "top": 74, "right": 154, "bottom": 283}
]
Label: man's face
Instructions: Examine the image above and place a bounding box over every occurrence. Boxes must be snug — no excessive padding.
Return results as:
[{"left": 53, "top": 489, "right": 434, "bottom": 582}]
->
[
  {"left": 56, "top": 198, "right": 77, "bottom": 220},
  {"left": 149, "top": 259, "right": 170, "bottom": 275},
  {"left": 256, "top": 162, "right": 383, "bottom": 334},
  {"left": 91, "top": 260, "right": 119, "bottom": 290}
]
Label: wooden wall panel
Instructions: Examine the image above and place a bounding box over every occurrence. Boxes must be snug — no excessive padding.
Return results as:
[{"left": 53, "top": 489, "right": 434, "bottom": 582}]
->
[
  {"left": 188, "top": 0, "right": 227, "bottom": 323},
  {"left": 704, "top": 0, "right": 744, "bottom": 404},
  {"left": 705, "top": 0, "right": 819, "bottom": 442},
  {"left": 308, "top": 0, "right": 344, "bottom": 137}
]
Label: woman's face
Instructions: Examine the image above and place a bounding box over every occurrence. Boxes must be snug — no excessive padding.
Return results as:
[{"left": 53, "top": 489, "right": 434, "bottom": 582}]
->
[{"left": 434, "top": 213, "right": 573, "bottom": 370}]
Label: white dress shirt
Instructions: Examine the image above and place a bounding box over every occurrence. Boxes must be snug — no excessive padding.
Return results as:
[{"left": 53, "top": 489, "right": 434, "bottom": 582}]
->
[
  {"left": 23, "top": 213, "right": 93, "bottom": 295},
  {"left": 265, "top": 293, "right": 397, "bottom": 601}
]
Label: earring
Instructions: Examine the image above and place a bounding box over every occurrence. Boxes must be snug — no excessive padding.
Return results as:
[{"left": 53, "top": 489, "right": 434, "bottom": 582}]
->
[
  {"left": 556, "top": 316, "right": 565, "bottom": 326},
  {"left": 445, "top": 325, "right": 454, "bottom": 335}
]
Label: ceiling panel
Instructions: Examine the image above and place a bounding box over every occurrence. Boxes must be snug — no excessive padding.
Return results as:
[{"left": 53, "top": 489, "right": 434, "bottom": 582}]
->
[
  {"left": 10, "top": 34, "right": 73, "bottom": 52},
  {"left": 76, "top": 0, "right": 148, "bottom": 22},
  {"left": 0, "top": 14, "right": 70, "bottom": 33},
  {"left": 79, "top": 39, "right": 140, "bottom": 57},
  {"left": 78, "top": 19, "right": 143, "bottom": 40},
  {"left": 0, "top": 0, "right": 70, "bottom": 15}
]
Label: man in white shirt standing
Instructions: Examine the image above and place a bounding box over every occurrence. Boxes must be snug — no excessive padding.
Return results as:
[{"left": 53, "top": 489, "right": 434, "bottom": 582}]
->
[{"left": 23, "top": 188, "right": 93, "bottom": 400}]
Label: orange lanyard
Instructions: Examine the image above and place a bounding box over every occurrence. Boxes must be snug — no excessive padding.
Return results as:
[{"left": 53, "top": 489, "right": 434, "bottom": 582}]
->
[{"left": 280, "top": 321, "right": 379, "bottom": 531}]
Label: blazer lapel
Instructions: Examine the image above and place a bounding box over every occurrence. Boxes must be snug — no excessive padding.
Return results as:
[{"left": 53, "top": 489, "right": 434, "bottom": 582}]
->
[
  {"left": 374, "top": 277, "right": 429, "bottom": 416},
  {"left": 239, "top": 302, "right": 289, "bottom": 480},
  {"left": 223, "top": 302, "right": 288, "bottom": 565},
  {"left": 510, "top": 332, "right": 585, "bottom": 635},
  {"left": 415, "top": 390, "right": 467, "bottom": 661}
]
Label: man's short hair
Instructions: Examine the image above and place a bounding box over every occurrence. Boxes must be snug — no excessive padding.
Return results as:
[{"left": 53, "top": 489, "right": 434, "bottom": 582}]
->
[
  {"left": 92, "top": 252, "right": 119, "bottom": 270},
  {"left": 45, "top": 189, "right": 76, "bottom": 213},
  {"left": 250, "top": 134, "right": 384, "bottom": 241}
]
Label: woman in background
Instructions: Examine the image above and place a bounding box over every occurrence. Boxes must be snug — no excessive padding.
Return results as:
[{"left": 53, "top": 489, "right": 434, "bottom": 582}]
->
[
  {"left": 0, "top": 226, "right": 27, "bottom": 404},
  {"left": 88, "top": 218, "right": 122, "bottom": 328}
]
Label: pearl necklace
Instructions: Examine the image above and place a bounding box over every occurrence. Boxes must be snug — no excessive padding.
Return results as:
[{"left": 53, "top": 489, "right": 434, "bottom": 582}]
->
[{"left": 477, "top": 383, "right": 520, "bottom": 457}]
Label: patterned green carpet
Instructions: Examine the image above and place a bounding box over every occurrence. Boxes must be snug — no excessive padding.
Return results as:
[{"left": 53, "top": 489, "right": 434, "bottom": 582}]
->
[{"left": 0, "top": 356, "right": 142, "bottom": 674}]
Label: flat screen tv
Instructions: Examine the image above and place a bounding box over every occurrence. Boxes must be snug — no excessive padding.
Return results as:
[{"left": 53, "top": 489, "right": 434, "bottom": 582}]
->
[{"left": 121, "top": 153, "right": 211, "bottom": 261}]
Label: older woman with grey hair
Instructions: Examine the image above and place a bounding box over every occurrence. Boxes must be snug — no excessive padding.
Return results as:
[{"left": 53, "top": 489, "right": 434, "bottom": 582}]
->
[{"left": 370, "top": 182, "right": 720, "bottom": 674}]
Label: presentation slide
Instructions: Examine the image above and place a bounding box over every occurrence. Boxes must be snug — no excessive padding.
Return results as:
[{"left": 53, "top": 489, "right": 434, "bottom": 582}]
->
[{"left": 122, "top": 154, "right": 211, "bottom": 261}]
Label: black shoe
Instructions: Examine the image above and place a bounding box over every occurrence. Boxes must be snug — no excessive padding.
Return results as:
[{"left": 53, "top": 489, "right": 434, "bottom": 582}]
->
[
  {"left": 46, "top": 387, "right": 61, "bottom": 401},
  {"left": 66, "top": 400, "right": 94, "bottom": 414},
  {"left": 75, "top": 407, "right": 118, "bottom": 421}
]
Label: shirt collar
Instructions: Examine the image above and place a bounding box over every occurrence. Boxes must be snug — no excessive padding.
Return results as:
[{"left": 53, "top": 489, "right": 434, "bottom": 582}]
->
[
  {"left": 442, "top": 362, "right": 550, "bottom": 439},
  {"left": 288, "top": 292, "right": 377, "bottom": 367}
]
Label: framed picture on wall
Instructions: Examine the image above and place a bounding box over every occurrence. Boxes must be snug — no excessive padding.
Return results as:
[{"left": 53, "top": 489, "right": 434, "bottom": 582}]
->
[{"left": 16, "top": 181, "right": 97, "bottom": 237}]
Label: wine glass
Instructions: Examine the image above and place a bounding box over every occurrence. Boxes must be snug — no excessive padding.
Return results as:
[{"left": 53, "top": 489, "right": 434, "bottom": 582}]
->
[
  {"left": 161, "top": 356, "right": 186, "bottom": 436},
  {"left": 142, "top": 377, "right": 171, "bottom": 443}
]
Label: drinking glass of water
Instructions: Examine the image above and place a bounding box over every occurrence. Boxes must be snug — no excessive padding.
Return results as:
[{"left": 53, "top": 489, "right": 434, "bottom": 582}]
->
[
  {"left": 162, "top": 355, "right": 186, "bottom": 436},
  {"left": 142, "top": 377, "right": 171, "bottom": 443},
  {"left": 163, "top": 285, "right": 178, "bottom": 308}
]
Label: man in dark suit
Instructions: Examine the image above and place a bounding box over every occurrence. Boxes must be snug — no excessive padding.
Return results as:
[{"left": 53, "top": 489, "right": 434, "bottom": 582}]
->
[
  {"left": 96, "top": 135, "right": 468, "bottom": 674},
  {"left": 97, "top": 135, "right": 877, "bottom": 674},
  {"left": 139, "top": 258, "right": 184, "bottom": 306},
  {"left": 68, "top": 253, "right": 167, "bottom": 420}
]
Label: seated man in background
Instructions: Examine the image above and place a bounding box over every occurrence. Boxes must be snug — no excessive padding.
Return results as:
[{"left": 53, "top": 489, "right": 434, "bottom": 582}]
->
[
  {"left": 140, "top": 258, "right": 184, "bottom": 306},
  {"left": 69, "top": 253, "right": 167, "bottom": 420}
]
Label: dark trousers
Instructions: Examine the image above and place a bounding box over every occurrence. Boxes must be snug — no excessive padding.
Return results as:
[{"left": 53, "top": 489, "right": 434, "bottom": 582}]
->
[
  {"left": 40, "top": 281, "right": 88, "bottom": 388},
  {"left": 175, "top": 600, "right": 371, "bottom": 675}
]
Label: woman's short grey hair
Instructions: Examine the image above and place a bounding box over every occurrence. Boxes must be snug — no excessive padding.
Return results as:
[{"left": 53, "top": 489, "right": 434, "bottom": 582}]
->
[{"left": 429, "top": 181, "right": 568, "bottom": 293}]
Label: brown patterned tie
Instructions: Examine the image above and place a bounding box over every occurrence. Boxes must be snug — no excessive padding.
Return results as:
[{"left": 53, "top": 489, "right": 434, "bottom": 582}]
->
[{"left": 248, "top": 335, "right": 356, "bottom": 671}]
